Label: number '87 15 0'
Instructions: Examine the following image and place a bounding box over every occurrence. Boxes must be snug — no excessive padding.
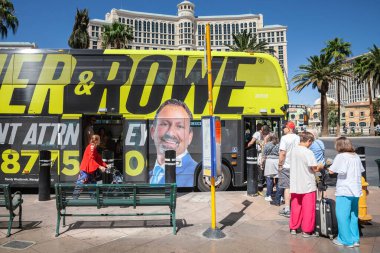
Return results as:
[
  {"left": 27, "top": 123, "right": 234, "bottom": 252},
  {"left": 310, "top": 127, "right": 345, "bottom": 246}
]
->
[{"left": 0, "top": 149, "right": 79, "bottom": 176}]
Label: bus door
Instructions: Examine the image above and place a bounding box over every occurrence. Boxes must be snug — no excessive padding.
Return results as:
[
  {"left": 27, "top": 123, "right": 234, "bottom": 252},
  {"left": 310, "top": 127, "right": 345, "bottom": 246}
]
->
[
  {"left": 82, "top": 114, "right": 123, "bottom": 173},
  {"left": 241, "top": 116, "right": 282, "bottom": 182}
]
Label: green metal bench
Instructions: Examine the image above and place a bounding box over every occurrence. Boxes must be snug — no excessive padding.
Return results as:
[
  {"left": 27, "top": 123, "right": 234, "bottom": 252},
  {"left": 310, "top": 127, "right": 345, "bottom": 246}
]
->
[
  {"left": 54, "top": 183, "right": 177, "bottom": 237},
  {"left": 0, "top": 184, "right": 23, "bottom": 237}
]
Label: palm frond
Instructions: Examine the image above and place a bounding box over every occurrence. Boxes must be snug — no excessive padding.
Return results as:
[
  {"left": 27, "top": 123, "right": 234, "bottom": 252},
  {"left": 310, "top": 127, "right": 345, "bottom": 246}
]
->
[
  {"left": 68, "top": 8, "right": 90, "bottom": 49},
  {"left": 101, "top": 22, "right": 134, "bottom": 49},
  {"left": 0, "top": 0, "right": 18, "bottom": 39},
  {"left": 226, "top": 29, "right": 274, "bottom": 54}
]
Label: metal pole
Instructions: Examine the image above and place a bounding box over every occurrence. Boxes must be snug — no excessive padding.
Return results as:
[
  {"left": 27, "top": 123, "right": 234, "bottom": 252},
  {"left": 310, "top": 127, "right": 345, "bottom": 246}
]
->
[
  {"left": 39, "top": 150, "right": 51, "bottom": 201},
  {"left": 202, "top": 23, "right": 225, "bottom": 239},
  {"left": 206, "top": 24, "right": 213, "bottom": 116},
  {"left": 206, "top": 23, "right": 217, "bottom": 231},
  {"left": 165, "top": 150, "right": 176, "bottom": 184},
  {"left": 246, "top": 147, "right": 258, "bottom": 196}
]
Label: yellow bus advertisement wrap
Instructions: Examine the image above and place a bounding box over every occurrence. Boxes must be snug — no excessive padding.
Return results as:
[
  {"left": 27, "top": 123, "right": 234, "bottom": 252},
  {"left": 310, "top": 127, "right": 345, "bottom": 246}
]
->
[{"left": 0, "top": 49, "right": 288, "bottom": 189}]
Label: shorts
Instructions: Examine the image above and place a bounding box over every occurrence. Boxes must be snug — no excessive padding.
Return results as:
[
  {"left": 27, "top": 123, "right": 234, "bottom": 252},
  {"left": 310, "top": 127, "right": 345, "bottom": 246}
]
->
[{"left": 278, "top": 167, "right": 290, "bottom": 189}]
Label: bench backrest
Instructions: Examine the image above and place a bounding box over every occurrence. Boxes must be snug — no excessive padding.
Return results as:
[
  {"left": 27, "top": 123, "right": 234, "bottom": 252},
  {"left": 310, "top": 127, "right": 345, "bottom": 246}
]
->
[
  {"left": 55, "top": 183, "right": 177, "bottom": 210},
  {"left": 0, "top": 184, "right": 12, "bottom": 210}
]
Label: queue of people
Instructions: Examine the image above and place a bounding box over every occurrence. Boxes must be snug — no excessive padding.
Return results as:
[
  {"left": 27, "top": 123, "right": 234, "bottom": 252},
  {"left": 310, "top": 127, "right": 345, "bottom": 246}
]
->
[{"left": 248, "top": 121, "right": 364, "bottom": 248}]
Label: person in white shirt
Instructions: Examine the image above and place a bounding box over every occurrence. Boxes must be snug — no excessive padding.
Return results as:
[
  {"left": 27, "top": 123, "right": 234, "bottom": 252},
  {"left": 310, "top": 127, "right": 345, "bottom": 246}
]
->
[
  {"left": 246, "top": 123, "right": 270, "bottom": 191},
  {"left": 289, "top": 131, "right": 323, "bottom": 237},
  {"left": 272, "top": 121, "right": 300, "bottom": 218},
  {"left": 328, "top": 137, "right": 364, "bottom": 248},
  {"left": 246, "top": 123, "right": 263, "bottom": 150}
]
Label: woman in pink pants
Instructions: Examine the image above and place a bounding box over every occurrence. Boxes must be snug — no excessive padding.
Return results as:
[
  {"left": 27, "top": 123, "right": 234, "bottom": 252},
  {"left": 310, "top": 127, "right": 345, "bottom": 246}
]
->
[{"left": 289, "top": 131, "right": 323, "bottom": 237}]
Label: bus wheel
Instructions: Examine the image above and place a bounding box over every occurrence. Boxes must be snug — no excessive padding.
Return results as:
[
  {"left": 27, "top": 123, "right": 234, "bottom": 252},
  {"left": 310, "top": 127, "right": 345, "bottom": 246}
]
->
[{"left": 196, "top": 164, "right": 231, "bottom": 192}]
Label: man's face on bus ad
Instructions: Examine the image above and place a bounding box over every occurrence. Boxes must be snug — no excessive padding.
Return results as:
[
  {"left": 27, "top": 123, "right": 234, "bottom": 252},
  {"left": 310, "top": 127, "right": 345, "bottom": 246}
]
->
[{"left": 151, "top": 104, "right": 193, "bottom": 157}]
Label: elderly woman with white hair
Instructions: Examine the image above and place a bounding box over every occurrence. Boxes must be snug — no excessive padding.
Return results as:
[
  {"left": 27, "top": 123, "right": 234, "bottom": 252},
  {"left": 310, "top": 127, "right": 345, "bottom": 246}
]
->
[{"left": 262, "top": 134, "right": 280, "bottom": 202}]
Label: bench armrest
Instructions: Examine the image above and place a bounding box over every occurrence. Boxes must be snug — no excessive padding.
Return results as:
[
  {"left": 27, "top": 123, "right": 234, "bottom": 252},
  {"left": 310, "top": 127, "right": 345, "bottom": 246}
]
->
[{"left": 12, "top": 191, "right": 22, "bottom": 198}]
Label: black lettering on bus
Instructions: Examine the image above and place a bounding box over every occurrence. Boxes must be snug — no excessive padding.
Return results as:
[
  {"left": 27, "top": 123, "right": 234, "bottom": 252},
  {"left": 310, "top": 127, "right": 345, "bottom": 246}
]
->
[
  {"left": 126, "top": 55, "right": 172, "bottom": 114},
  {"left": 0, "top": 54, "right": 13, "bottom": 84},
  {"left": 214, "top": 57, "right": 256, "bottom": 114},
  {"left": 29, "top": 54, "right": 73, "bottom": 114},
  {"left": 172, "top": 56, "right": 223, "bottom": 114},
  {"left": 65, "top": 55, "right": 133, "bottom": 114},
  {"left": 4, "top": 54, "right": 46, "bottom": 114}
]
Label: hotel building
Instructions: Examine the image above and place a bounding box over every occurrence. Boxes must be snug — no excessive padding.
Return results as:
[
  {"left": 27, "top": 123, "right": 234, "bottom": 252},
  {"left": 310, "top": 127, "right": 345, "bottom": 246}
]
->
[
  {"left": 88, "top": 0, "right": 288, "bottom": 73},
  {"left": 325, "top": 54, "right": 380, "bottom": 133},
  {"left": 327, "top": 54, "right": 380, "bottom": 105}
]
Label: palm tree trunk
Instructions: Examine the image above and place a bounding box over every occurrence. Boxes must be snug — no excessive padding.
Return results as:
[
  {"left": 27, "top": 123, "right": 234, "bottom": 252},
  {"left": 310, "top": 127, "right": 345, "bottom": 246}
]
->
[
  {"left": 321, "top": 91, "right": 329, "bottom": 137},
  {"left": 368, "top": 79, "right": 374, "bottom": 136},
  {"left": 336, "top": 81, "right": 341, "bottom": 137}
]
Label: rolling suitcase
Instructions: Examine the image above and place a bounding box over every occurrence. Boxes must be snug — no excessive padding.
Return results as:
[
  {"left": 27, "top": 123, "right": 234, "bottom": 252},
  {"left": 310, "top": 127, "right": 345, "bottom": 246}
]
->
[
  {"left": 315, "top": 195, "right": 338, "bottom": 239},
  {"left": 314, "top": 170, "right": 338, "bottom": 239}
]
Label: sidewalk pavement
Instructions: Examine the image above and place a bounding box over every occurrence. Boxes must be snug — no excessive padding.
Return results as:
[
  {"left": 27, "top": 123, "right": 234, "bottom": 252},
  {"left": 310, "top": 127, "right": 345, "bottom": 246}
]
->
[{"left": 1, "top": 187, "right": 379, "bottom": 253}]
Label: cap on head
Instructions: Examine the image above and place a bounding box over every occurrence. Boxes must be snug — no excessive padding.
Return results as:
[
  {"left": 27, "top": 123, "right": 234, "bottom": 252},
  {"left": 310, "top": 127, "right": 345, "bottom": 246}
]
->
[{"left": 286, "top": 121, "right": 295, "bottom": 130}]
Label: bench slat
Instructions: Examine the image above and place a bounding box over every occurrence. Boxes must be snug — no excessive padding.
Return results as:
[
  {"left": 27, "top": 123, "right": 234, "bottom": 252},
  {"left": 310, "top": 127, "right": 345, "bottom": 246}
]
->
[{"left": 54, "top": 183, "right": 177, "bottom": 236}]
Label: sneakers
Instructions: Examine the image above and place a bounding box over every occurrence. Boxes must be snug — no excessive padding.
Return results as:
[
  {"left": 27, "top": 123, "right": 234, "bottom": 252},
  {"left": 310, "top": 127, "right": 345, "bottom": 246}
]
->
[
  {"left": 282, "top": 211, "right": 291, "bottom": 218},
  {"left": 353, "top": 242, "right": 360, "bottom": 247},
  {"left": 312, "top": 232, "right": 319, "bottom": 237},
  {"left": 265, "top": 196, "right": 272, "bottom": 202},
  {"left": 290, "top": 230, "right": 314, "bottom": 238},
  {"left": 332, "top": 239, "right": 354, "bottom": 248},
  {"left": 270, "top": 201, "right": 280, "bottom": 206},
  {"left": 279, "top": 208, "right": 291, "bottom": 217},
  {"left": 332, "top": 239, "right": 343, "bottom": 246}
]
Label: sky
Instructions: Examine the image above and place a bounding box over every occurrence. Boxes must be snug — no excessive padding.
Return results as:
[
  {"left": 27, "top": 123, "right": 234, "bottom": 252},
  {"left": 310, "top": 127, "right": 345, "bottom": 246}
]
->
[{"left": 3, "top": 0, "right": 380, "bottom": 106}]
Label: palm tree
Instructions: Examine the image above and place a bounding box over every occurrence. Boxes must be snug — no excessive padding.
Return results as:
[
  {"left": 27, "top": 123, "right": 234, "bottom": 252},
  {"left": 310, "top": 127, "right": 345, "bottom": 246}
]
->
[
  {"left": 101, "top": 21, "right": 134, "bottom": 49},
  {"left": 68, "top": 8, "right": 90, "bottom": 49},
  {"left": 292, "top": 53, "right": 350, "bottom": 136},
  {"left": 321, "top": 38, "right": 352, "bottom": 136},
  {"left": 0, "top": 0, "right": 19, "bottom": 39},
  {"left": 354, "top": 45, "right": 380, "bottom": 136},
  {"left": 226, "top": 29, "right": 275, "bottom": 54}
]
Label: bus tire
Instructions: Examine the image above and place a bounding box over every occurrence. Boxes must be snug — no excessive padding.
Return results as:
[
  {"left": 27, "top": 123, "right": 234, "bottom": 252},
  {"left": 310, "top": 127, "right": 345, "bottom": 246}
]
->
[{"left": 196, "top": 163, "right": 231, "bottom": 192}]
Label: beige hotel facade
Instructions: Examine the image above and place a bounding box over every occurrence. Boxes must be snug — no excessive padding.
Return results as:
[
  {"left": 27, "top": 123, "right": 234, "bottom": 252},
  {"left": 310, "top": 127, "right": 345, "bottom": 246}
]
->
[{"left": 88, "top": 0, "right": 288, "bottom": 74}]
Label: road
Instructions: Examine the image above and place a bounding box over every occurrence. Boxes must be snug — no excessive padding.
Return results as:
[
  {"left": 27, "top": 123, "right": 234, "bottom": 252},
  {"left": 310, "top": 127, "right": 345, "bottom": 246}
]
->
[{"left": 321, "top": 136, "right": 380, "bottom": 187}]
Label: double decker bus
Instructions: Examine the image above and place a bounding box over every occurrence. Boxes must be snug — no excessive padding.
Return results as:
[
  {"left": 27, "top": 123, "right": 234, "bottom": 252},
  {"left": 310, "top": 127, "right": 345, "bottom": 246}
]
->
[{"left": 0, "top": 49, "right": 288, "bottom": 191}]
